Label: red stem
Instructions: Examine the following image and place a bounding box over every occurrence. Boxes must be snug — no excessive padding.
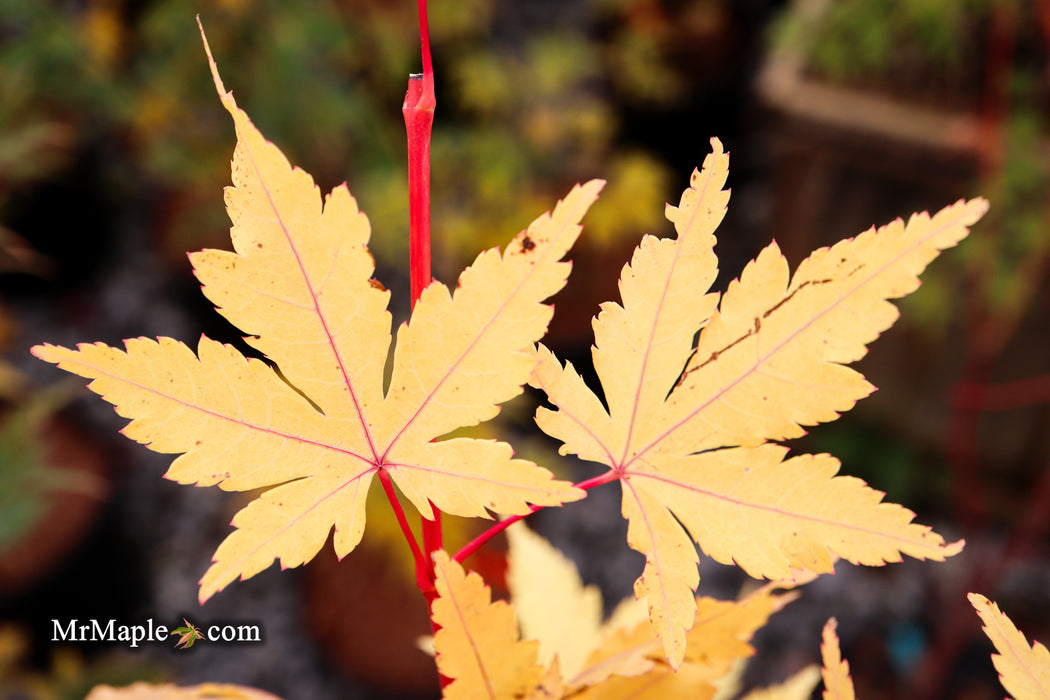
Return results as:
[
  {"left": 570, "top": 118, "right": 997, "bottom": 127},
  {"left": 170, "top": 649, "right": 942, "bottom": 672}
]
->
[
  {"left": 404, "top": 6, "right": 435, "bottom": 304},
  {"left": 940, "top": 0, "right": 1016, "bottom": 540},
  {"left": 403, "top": 0, "right": 440, "bottom": 589},
  {"left": 910, "top": 6, "right": 1019, "bottom": 699},
  {"left": 953, "top": 373, "right": 1050, "bottom": 411},
  {"left": 402, "top": 8, "right": 446, "bottom": 691},
  {"left": 453, "top": 470, "right": 618, "bottom": 564},
  {"left": 377, "top": 468, "right": 431, "bottom": 594}
]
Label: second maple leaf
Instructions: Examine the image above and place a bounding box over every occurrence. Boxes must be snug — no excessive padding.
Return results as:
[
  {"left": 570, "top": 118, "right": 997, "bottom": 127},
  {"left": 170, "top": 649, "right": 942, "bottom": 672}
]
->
[{"left": 530, "top": 137, "right": 987, "bottom": 667}]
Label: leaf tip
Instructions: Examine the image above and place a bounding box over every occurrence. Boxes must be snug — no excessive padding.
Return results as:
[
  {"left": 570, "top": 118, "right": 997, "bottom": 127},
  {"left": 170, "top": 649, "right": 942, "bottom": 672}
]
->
[
  {"left": 582, "top": 178, "right": 606, "bottom": 197},
  {"left": 198, "top": 17, "right": 233, "bottom": 108},
  {"left": 29, "top": 343, "right": 51, "bottom": 360},
  {"left": 968, "top": 196, "right": 991, "bottom": 221},
  {"left": 943, "top": 538, "right": 965, "bottom": 558}
]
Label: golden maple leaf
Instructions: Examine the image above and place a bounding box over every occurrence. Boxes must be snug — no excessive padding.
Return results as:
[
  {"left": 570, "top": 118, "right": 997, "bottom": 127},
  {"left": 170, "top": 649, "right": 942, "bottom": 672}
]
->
[
  {"left": 820, "top": 619, "right": 855, "bottom": 700},
  {"left": 431, "top": 550, "right": 545, "bottom": 700},
  {"left": 970, "top": 592, "right": 1050, "bottom": 699},
  {"left": 737, "top": 665, "right": 821, "bottom": 700},
  {"left": 436, "top": 528, "right": 801, "bottom": 700},
  {"left": 31, "top": 37, "right": 597, "bottom": 602},
  {"left": 529, "top": 138, "right": 986, "bottom": 666}
]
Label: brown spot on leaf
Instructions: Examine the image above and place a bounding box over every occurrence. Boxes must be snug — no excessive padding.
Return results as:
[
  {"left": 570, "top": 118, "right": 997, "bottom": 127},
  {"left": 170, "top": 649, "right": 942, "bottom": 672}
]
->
[
  {"left": 520, "top": 235, "right": 535, "bottom": 252},
  {"left": 368, "top": 278, "right": 386, "bottom": 291}
]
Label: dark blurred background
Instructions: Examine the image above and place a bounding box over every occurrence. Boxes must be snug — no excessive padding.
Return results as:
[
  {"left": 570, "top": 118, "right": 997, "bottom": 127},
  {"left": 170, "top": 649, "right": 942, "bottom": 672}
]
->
[{"left": 1, "top": 0, "right": 1049, "bottom": 698}]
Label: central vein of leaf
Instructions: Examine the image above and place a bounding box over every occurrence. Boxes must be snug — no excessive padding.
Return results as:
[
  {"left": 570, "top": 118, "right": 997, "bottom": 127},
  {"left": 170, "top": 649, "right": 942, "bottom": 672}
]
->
[
  {"left": 628, "top": 469, "right": 925, "bottom": 544},
  {"left": 216, "top": 470, "right": 370, "bottom": 582},
  {"left": 622, "top": 478, "right": 677, "bottom": 650},
  {"left": 83, "top": 354, "right": 377, "bottom": 467},
  {"left": 237, "top": 123, "right": 381, "bottom": 462},
  {"left": 436, "top": 558, "right": 498, "bottom": 699},
  {"left": 619, "top": 171, "right": 716, "bottom": 466}
]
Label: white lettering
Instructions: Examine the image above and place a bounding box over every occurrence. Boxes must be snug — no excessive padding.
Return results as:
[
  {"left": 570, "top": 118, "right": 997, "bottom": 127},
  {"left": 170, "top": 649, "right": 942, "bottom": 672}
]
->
[
  {"left": 236, "top": 624, "right": 261, "bottom": 642},
  {"left": 51, "top": 619, "right": 77, "bottom": 641},
  {"left": 129, "top": 625, "right": 146, "bottom": 648},
  {"left": 90, "top": 619, "right": 114, "bottom": 641}
]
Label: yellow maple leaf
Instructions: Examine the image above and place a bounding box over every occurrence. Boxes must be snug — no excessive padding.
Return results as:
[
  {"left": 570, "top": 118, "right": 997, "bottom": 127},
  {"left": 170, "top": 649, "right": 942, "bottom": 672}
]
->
[
  {"left": 530, "top": 137, "right": 985, "bottom": 666},
  {"left": 738, "top": 665, "right": 821, "bottom": 700},
  {"left": 820, "top": 618, "right": 855, "bottom": 700},
  {"left": 431, "top": 550, "right": 544, "bottom": 700},
  {"left": 571, "top": 585, "right": 793, "bottom": 696},
  {"left": 970, "top": 592, "right": 1050, "bottom": 700},
  {"left": 441, "top": 525, "right": 801, "bottom": 699},
  {"left": 31, "top": 34, "right": 598, "bottom": 602},
  {"left": 84, "top": 683, "right": 281, "bottom": 700},
  {"left": 508, "top": 523, "right": 781, "bottom": 689},
  {"left": 506, "top": 523, "right": 605, "bottom": 679}
]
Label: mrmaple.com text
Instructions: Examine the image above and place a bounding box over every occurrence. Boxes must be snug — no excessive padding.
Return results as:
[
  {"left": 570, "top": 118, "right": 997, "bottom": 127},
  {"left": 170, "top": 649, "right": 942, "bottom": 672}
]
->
[{"left": 51, "top": 619, "right": 262, "bottom": 647}]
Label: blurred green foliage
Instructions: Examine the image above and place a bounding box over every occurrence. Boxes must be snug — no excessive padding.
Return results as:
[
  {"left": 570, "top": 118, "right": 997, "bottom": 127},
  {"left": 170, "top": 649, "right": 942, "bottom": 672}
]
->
[
  {"left": 899, "top": 90, "right": 1050, "bottom": 344},
  {"left": 0, "top": 0, "right": 739, "bottom": 285},
  {"left": 0, "top": 384, "right": 96, "bottom": 555},
  {"left": 770, "top": 0, "right": 1000, "bottom": 89},
  {"left": 771, "top": 0, "right": 1050, "bottom": 347},
  {"left": 0, "top": 623, "right": 164, "bottom": 700}
]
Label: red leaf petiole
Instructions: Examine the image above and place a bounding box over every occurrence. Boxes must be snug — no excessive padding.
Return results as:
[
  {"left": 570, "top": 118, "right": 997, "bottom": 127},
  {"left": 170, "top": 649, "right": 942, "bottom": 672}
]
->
[{"left": 453, "top": 471, "right": 618, "bottom": 564}]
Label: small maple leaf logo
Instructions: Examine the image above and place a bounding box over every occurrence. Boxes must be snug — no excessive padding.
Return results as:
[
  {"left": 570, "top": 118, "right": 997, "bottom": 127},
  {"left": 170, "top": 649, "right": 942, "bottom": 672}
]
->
[{"left": 171, "top": 619, "right": 203, "bottom": 649}]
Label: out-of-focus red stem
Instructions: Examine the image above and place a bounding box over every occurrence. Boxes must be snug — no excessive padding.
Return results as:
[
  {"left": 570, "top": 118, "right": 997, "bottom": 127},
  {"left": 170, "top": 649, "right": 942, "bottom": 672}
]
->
[
  {"left": 954, "top": 373, "right": 1050, "bottom": 411},
  {"left": 913, "top": 6, "right": 1018, "bottom": 700},
  {"left": 1038, "top": 0, "right": 1050, "bottom": 78},
  {"left": 942, "top": 1, "right": 1016, "bottom": 540}
]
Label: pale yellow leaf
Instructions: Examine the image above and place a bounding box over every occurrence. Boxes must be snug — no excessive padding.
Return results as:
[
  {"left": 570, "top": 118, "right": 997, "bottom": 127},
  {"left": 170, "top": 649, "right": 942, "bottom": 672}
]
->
[
  {"left": 603, "top": 593, "right": 649, "bottom": 637},
  {"left": 710, "top": 658, "right": 746, "bottom": 700},
  {"left": 431, "top": 550, "right": 543, "bottom": 700},
  {"left": 506, "top": 523, "right": 604, "bottom": 679},
  {"left": 531, "top": 138, "right": 982, "bottom": 666},
  {"left": 821, "top": 618, "right": 855, "bottom": 700},
  {"left": 32, "top": 30, "right": 598, "bottom": 602},
  {"left": 527, "top": 657, "right": 566, "bottom": 700},
  {"left": 970, "top": 592, "right": 1050, "bottom": 700},
  {"left": 84, "top": 683, "right": 282, "bottom": 700},
  {"left": 569, "top": 615, "right": 659, "bottom": 689},
  {"left": 571, "top": 588, "right": 787, "bottom": 689},
  {"left": 570, "top": 662, "right": 718, "bottom": 700},
  {"left": 740, "top": 665, "right": 821, "bottom": 700}
]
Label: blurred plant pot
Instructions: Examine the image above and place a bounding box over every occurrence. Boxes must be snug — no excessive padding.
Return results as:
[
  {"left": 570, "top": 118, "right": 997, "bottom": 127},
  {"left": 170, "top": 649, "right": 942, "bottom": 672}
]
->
[
  {"left": 756, "top": 0, "right": 983, "bottom": 266},
  {"left": 0, "top": 401, "right": 111, "bottom": 600},
  {"left": 755, "top": 0, "right": 1050, "bottom": 488}
]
